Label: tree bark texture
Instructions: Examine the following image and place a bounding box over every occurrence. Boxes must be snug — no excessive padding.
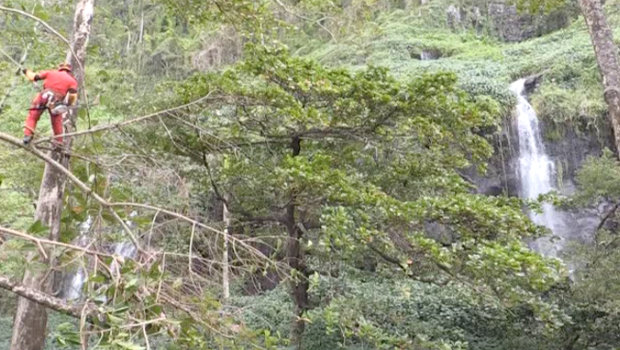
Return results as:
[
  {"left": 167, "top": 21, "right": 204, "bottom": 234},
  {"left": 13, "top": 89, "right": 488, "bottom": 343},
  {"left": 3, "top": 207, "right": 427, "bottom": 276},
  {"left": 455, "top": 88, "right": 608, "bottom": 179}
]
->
[
  {"left": 579, "top": 0, "right": 620, "bottom": 154},
  {"left": 0, "top": 277, "right": 95, "bottom": 319},
  {"left": 222, "top": 199, "right": 231, "bottom": 300},
  {"left": 286, "top": 136, "right": 309, "bottom": 349},
  {"left": 11, "top": 1, "right": 94, "bottom": 349}
]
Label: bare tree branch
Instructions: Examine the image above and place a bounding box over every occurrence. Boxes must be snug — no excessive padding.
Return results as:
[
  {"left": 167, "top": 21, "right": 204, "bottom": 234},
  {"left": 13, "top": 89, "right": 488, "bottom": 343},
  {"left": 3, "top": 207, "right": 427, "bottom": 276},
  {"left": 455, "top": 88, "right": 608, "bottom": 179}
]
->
[
  {"left": 596, "top": 201, "right": 620, "bottom": 233},
  {"left": 0, "top": 225, "right": 113, "bottom": 259},
  {"left": 0, "top": 6, "right": 70, "bottom": 44},
  {"left": 0, "top": 6, "right": 87, "bottom": 83},
  {"left": 0, "top": 132, "right": 141, "bottom": 251},
  {"left": 34, "top": 92, "right": 215, "bottom": 144},
  {"left": 0, "top": 44, "right": 32, "bottom": 115},
  {"left": 0, "top": 276, "right": 96, "bottom": 318},
  {"left": 271, "top": 0, "right": 337, "bottom": 42},
  {"left": 0, "top": 131, "right": 276, "bottom": 267}
]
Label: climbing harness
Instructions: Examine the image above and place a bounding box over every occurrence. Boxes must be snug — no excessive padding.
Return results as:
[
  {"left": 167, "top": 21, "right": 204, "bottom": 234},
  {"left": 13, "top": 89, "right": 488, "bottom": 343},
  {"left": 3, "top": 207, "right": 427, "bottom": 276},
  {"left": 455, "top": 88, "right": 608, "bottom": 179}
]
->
[
  {"left": 26, "top": 89, "right": 75, "bottom": 115},
  {"left": 42, "top": 89, "right": 63, "bottom": 111},
  {"left": 28, "top": 103, "right": 80, "bottom": 113}
]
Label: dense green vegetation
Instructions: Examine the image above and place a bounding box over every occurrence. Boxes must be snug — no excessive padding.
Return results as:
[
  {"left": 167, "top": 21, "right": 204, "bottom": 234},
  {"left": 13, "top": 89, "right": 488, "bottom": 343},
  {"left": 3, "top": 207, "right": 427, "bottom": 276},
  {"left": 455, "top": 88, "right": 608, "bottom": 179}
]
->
[{"left": 1, "top": 0, "right": 620, "bottom": 349}]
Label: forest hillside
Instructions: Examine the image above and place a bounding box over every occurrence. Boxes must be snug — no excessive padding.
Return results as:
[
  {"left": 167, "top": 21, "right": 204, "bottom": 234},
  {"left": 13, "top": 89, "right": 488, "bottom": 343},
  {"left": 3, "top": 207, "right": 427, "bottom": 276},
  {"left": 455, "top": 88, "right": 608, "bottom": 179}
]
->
[{"left": 1, "top": 0, "right": 620, "bottom": 349}]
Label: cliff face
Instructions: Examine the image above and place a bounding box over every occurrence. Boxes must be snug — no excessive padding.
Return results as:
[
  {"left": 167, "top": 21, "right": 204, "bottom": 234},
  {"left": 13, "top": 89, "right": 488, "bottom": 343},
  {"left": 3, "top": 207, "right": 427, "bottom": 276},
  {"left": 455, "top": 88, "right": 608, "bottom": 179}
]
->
[
  {"left": 474, "top": 76, "right": 612, "bottom": 196},
  {"left": 446, "top": 1, "right": 579, "bottom": 42},
  {"left": 307, "top": 0, "right": 611, "bottom": 246},
  {"left": 467, "top": 78, "right": 614, "bottom": 246}
]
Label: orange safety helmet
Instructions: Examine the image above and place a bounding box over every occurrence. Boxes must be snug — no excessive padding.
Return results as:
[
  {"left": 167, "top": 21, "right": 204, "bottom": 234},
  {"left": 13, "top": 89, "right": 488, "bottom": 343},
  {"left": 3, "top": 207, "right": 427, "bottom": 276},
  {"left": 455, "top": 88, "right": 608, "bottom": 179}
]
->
[{"left": 58, "top": 62, "right": 72, "bottom": 72}]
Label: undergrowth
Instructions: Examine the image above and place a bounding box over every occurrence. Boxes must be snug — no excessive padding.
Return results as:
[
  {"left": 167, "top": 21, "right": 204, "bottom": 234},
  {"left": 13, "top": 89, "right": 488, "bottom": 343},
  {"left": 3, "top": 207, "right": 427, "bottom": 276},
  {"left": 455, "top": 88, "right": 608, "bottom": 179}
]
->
[{"left": 298, "top": 0, "right": 616, "bottom": 139}]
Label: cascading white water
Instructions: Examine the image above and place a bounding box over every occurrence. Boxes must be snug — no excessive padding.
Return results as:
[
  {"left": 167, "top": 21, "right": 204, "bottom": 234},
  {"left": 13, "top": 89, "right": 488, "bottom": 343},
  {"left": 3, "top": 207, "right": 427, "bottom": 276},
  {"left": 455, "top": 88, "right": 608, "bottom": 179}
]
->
[
  {"left": 63, "top": 240, "right": 137, "bottom": 301},
  {"left": 110, "top": 241, "right": 137, "bottom": 274},
  {"left": 62, "top": 214, "right": 138, "bottom": 300},
  {"left": 64, "top": 267, "right": 86, "bottom": 301},
  {"left": 62, "top": 217, "right": 92, "bottom": 300},
  {"left": 511, "top": 79, "right": 564, "bottom": 257}
]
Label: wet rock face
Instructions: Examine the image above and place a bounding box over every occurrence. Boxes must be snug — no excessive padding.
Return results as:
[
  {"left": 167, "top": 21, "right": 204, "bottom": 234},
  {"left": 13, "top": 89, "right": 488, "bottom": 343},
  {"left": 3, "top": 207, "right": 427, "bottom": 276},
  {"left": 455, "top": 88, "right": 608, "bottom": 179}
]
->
[
  {"left": 412, "top": 49, "right": 444, "bottom": 60},
  {"left": 447, "top": 5, "right": 462, "bottom": 30},
  {"left": 465, "top": 80, "right": 614, "bottom": 256},
  {"left": 467, "top": 72, "right": 612, "bottom": 198},
  {"left": 487, "top": 3, "right": 534, "bottom": 42},
  {"left": 488, "top": 2, "right": 577, "bottom": 42},
  {"left": 446, "top": 1, "right": 577, "bottom": 42},
  {"left": 470, "top": 107, "right": 612, "bottom": 198}
]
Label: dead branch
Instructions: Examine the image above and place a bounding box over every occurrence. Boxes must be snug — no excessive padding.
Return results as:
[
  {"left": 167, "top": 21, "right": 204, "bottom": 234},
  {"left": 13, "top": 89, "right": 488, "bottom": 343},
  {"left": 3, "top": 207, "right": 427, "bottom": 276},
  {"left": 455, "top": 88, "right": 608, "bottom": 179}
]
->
[
  {"left": 271, "top": 0, "right": 337, "bottom": 42},
  {"left": 34, "top": 92, "right": 216, "bottom": 144},
  {"left": 0, "top": 132, "right": 276, "bottom": 269},
  {"left": 0, "top": 6, "right": 70, "bottom": 44},
  {"left": 0, "top": 225, "right": 113, "bottom": 259},
  {"left": 0, "top": 132, "right": 141, "bottom": 251},
  {"left": 110, "top": 202, "right": 274, "bottom": 263},
  {"left": 0, "top": 6, "right": 87, "bottom": 88},
  {"left": 596, "top": 201, "right": 620, "bottom": 233},
  {"left": 0, "top": 44, "right": 31, "bottom": 114},
  {"left": 0, "top": 276, "right": 97, "bottom": 319}
]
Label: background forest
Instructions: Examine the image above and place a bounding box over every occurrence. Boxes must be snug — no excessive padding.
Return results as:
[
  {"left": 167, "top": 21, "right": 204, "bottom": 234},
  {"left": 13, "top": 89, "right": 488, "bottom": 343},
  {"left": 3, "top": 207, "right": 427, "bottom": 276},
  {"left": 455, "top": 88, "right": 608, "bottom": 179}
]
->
[{"left": 1, "top": 0, "right": 620, "bottom": 349}]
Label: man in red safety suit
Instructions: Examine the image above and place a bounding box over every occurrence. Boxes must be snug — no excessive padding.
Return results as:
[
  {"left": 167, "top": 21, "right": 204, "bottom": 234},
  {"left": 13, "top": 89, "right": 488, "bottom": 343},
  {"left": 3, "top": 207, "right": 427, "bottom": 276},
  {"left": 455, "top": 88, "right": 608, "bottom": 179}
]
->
[{"left": 22, "top": 62, "right": 78, "bottom": 145}]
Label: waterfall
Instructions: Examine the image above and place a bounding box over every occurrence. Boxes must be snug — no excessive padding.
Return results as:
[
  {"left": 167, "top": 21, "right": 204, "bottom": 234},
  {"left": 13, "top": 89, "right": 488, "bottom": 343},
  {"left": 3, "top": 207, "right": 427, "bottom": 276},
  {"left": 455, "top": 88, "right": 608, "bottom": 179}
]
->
[
  {"left": 62, "top": 218, "right": 92, "bottom": 300},
  {"left": 110, "top": 241, "right": 137, "bottom": 274},
  {"left": 62, "top": 240, "right": 137, "bottom": 300},
  {"left": 510, "top": 79, "right": 564, "bottom": 257},
  {"left": 63, "top": 265, "right": 86, "bottom": 301},
  {"left": 61, "top": 213, "right": 138, "bottom": 300}
]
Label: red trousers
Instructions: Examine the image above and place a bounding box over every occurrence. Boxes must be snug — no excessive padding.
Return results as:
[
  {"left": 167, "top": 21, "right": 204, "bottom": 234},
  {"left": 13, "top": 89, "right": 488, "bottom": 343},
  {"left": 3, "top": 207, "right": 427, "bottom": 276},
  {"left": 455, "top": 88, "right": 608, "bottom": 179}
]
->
[{"left": 24, "top": 92, "right": 64, "bottom": 143}]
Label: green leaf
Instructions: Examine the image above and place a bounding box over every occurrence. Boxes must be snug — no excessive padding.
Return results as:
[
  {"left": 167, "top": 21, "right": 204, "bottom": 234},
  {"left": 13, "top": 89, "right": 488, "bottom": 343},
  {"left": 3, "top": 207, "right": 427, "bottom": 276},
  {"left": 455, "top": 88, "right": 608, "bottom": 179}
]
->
[
  {"left": 125, "top": 278, "right": 139, "bottom": 288},
  {"left": 27, "top": 220, "right": 49, "bottom": 236},
  {"left": 89, "top": 275, "right": 105, "bottom": 283},
  {"left": 107, "top": 314, "right": 123, "bottom": 325},
  {"left": 113, "top": 341, "right": 145, "bottom": 350}
]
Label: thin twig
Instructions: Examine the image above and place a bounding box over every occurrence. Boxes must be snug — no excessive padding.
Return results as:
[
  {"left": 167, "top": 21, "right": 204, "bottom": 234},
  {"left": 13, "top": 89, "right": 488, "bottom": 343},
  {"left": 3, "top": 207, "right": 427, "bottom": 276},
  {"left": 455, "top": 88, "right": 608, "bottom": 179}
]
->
[
  {"left": 0, "top": 44, "right": 32, "bottom": 114},
  {"left": 0, "top": 131, "right": 276, "bottom": 268},
  {"left": 0, "top": 6, "right": 87, "bottom": 94},
  {"left": 271, "top": 0, "right": 337, "bottom": 42},
  {"left": 0, "top": 225, "right": 112, "bottom": 258},
  {"left": 0, "top": 132, "right": 141, "bottom": 252},
  {"left": 596, "top": 201, "right": 620, "bottom": 233},
  {"left": 34, "top": 92, "right": 215, "bottom": 144}
]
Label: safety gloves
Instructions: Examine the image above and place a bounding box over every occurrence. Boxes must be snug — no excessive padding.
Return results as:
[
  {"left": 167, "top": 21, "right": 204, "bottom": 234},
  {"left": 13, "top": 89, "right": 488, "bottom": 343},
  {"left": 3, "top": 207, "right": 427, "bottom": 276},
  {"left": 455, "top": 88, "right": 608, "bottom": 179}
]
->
[
  {"left": 21, "top": 68, "right": 37, "bottom": 82},
  {"left": 67, "top": 91, "right": 78, "bottom": 106}
]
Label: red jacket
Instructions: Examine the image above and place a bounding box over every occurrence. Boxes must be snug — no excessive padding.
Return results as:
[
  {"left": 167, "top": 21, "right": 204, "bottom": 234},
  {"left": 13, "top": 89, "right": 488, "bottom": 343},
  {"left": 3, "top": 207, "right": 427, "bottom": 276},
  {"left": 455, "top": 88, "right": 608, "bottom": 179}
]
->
[{"left": 37, "top": 70, "right": 78, "bottom": 96}]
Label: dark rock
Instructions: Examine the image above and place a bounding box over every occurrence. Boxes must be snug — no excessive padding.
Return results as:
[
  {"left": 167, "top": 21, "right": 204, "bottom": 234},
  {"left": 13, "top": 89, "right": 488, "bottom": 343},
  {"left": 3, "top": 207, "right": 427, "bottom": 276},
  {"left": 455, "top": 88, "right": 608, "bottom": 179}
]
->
[
  {"left": 463, "top": 121, "right": 520, "bottom": 197},
  {"left": 445, "top": 2, "right": 578, "bottom": 42},
  {"left": 468, "top": 92, "right": 614, "bottom": 261},
  {"left": 487, "top": 2, "right": 537, "bottom": 42},
  {"left": 490, "top": 2, "right": 578, "bottom": 42},
  {"left": 425, "top": 221, "right": 455, "bottom": 246},
  {"left": 446, "top": 5, "right": 462, "bottom": 30},
  {"left": 421, "top": 49, "right": 443, "bottom": 60},
  {"left": 412, "top": 48, "right": 444, "bottom": 60},
  {"left": 524, "top": 73, "right": 544, "bottom": 93}
]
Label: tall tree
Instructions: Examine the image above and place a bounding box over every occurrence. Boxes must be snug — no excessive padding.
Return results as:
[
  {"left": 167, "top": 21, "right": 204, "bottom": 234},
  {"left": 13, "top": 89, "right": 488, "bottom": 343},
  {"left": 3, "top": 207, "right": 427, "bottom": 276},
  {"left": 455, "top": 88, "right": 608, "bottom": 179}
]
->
[
  {"left": 579, "top": 0, "right": 620, "bottom": 154},
  {"left": 10, "top": 1, "right": 95, "bottom": 349},
  {"left": 159, "top": 46, "right": 563, "bottom": 348}
]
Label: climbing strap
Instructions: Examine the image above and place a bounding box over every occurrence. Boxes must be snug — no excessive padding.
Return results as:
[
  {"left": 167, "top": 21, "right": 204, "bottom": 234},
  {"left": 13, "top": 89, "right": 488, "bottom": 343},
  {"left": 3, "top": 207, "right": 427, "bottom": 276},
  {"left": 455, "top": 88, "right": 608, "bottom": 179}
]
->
[{"left": 28, "top": 89, "right": 67, "bottom": 113}]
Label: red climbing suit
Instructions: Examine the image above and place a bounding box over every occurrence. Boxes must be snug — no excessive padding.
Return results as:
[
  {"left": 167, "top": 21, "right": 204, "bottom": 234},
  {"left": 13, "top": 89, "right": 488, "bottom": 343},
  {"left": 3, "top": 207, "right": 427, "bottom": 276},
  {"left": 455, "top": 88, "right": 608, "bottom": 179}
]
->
[{"left": 24, "top": 69, "right": 78, "bottom": 143}]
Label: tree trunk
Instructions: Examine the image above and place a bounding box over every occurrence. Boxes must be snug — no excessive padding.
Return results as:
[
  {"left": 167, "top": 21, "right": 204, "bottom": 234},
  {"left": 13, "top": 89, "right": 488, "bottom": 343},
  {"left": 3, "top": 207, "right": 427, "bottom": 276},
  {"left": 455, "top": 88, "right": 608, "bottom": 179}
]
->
[
  {"left": 0, "top": 277, "right": 97, "bottom": 319},
  {"left": 286, "top": 136, "right": 309, "bottom": 349},
  {"left": 579, "top": 0, "right": 620, "bottom": 154},
  {"left": 10, "top": 1, "right": 94, "bottom": 349},
  {"left": 222, "top": 198, "right": 231, "bottom": 300}
]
